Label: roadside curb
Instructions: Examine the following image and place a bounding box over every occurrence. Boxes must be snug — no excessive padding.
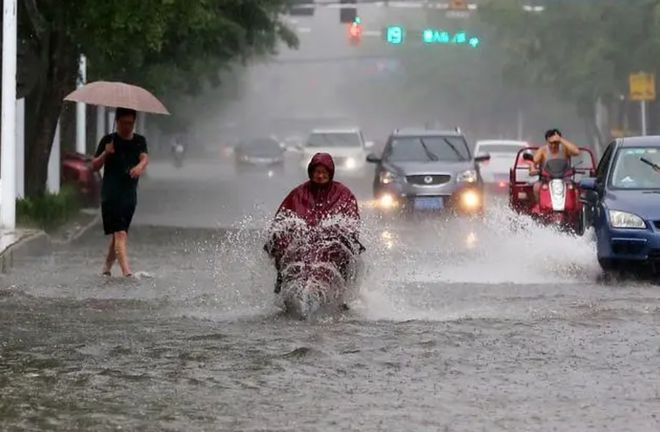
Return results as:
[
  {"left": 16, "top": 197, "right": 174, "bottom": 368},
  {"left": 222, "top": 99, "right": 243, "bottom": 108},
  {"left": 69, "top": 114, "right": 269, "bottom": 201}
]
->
[
  {"left": 0, "top": 231, "right": 50, "bottom": 274},
  {"left": 51, "top": 209, "right": 101, "bottom": 246},
  {"left": 0, "top": 209, "right": 101, "bottom": 274}
]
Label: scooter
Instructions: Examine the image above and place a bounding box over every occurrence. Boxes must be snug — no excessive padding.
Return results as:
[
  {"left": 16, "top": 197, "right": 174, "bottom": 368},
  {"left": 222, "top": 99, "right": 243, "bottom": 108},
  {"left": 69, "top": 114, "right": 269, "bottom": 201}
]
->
[
  {"left": 523, "top": 153, "right": 581, "bottom": 232},
  {"left": 265, "top": 221, "right": 364, "bottom": 319},
  {"left": 172, "top": 143, "right": 185, "bottom": 168}
]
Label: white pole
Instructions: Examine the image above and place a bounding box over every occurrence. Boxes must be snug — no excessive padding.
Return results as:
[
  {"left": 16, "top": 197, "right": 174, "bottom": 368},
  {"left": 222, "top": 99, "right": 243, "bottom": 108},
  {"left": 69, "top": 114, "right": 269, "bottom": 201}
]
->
[
  {"left": 75, "top": 54, "right": 87, "bottom": 154},
  {"left": 47, "top": 120, "right": 60, "bottom": 194},
  {"left": 15, "top": 98, "right": 24, "bottom": 198},
  {"left": 96, "top": 105, "right": 106, "bottom": 142},
  {"left": 641, "top": 100, "right": 648, "bottom": 136},
  {"left": 1, "top": 0, "right": 17, "bottom": 229},
  {"left": 107, "top": 109, "right": 115, "bottom": 133},
  {"left": 137, "top": 111, "right": 145, "bottom": 134}
]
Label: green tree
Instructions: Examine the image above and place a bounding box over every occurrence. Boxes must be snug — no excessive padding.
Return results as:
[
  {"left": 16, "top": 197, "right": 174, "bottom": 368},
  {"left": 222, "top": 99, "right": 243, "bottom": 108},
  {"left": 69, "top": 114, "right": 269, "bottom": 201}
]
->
[
  {"left": 480, "top": 0, "right": 660, "bottom": 147},
  {"left": 20, "top": 0, "right": 297, "bottom": 197}
]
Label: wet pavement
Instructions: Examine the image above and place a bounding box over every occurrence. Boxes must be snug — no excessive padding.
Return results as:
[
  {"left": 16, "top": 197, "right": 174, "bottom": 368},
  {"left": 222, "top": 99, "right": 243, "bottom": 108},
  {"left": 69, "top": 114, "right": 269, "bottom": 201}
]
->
[{"left": 2, "top": 157, "right": 660, "bottom": 431}]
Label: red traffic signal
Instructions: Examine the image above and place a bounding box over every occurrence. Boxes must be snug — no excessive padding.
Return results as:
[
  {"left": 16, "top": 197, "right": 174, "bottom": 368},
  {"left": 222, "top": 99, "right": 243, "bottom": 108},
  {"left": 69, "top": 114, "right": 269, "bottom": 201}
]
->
[{"left": 347, "top": 19, "right": 362, "bottom": 44}]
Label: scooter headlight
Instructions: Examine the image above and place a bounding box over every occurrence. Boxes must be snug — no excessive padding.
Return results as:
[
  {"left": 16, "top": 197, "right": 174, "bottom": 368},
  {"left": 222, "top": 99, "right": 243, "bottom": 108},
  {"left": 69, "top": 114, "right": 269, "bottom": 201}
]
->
[
  {"left": 457, "top": 170, "right": 478, "bottom": 183},
  {"left": 608, "top": 210, "right": 646, "bottom": 229},
  {"left": 550, "top": 180, "right": 565, "bottom": 194}
]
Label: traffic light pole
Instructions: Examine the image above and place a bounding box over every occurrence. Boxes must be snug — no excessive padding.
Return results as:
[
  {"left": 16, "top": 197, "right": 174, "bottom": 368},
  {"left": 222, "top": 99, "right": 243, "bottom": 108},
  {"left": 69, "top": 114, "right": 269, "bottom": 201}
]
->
[{"left": 1, "top": 0, "right": 17, "bottom": 229}]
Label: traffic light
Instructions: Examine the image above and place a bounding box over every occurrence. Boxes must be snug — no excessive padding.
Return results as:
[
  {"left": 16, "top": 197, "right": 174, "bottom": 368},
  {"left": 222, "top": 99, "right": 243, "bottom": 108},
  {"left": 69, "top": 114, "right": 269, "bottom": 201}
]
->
[
  {"left": 348, "top": 17, "right": 362, "bottom": 45},
  {"left": 340, "top": 0, "right": 357, "bottom": 23}
]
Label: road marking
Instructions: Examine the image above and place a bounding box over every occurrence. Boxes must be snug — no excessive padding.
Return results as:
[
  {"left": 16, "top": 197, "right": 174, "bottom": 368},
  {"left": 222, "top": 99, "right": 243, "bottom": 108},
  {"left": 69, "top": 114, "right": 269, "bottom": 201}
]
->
[{"left": 297, "top": 27, "right": 312, "bottom": 33}]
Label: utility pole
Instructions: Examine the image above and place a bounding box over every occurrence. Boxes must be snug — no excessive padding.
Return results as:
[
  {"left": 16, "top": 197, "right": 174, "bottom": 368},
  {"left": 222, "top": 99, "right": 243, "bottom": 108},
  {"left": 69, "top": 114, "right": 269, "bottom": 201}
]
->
[
  {"left": 16, "top": 98, "right": 24, "bottom": 198},
  {"left": 96, "top": 106, "right": 106, "bottom": 143},
  {"left": 76, "top": 54, "right": 87, "bottom": 154},
  {"left": 641, "top": 100, "right": 648, "bottom": 136},
  {"left": 47, "top": 121, "right": 60, "bottom": 194},
  {"left": 1, "top": 0, "right": 17, "bottom": 229}
]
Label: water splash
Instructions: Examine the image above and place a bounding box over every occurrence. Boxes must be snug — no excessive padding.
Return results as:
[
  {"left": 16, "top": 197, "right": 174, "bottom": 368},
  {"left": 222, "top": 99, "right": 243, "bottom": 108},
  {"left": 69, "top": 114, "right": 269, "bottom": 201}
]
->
[
  {"left": 352, "top": 201, "right": 601, "bottom": 321},
  {"left": 210, "top": 211, "right": 363, "bottom": 319},
  {"left": 209, "top": 200, "right": 601, "bottom": 322}
]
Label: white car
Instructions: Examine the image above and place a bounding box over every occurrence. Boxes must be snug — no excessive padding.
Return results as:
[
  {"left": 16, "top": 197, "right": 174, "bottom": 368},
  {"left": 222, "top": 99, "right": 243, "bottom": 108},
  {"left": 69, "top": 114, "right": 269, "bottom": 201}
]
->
[
  {"left": 474, "top": 140, "right": 531, "bottom": 193},
  {"left": 299, "top": 128, "right": 374, "bottom": 175}
]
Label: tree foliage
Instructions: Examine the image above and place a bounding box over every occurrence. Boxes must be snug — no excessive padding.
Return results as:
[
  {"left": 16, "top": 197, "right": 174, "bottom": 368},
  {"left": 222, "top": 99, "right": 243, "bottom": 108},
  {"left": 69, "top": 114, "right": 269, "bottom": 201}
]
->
[
  {"left": 19, "top": 0, "right": 298, "bottom": 196},
  {"left": 480, "top": 0, "right": 660, "bottom": 118}
]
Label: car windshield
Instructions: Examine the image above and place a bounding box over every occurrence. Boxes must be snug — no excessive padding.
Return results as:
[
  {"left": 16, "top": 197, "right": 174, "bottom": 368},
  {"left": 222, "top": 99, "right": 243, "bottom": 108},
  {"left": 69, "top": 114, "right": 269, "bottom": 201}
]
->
[
  {"left": 610, "top": 147, "right": 660, "bottom": 189},
  {"left": 388, "top": 136, "right": 470, "bottom": 162},
  {"left": 479, "top": 144, "right": 524, "bottom": 154},
  {"left": 241, "top": 139, "right": 282, "bottom": 156},
  {"left": 307, "top": 132, "right": 362, "bottom": 148}
]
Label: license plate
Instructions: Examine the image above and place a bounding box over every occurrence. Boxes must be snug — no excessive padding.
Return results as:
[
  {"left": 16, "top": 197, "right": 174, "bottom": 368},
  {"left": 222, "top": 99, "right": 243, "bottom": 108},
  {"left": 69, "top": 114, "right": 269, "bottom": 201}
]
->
[{"left": 414, "top": 197, "right": 444, "bottom": 210}]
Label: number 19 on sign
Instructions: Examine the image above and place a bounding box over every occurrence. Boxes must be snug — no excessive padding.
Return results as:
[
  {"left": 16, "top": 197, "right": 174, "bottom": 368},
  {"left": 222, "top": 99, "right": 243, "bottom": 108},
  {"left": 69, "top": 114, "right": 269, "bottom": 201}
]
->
[{"left": 386, "top": 26, "right": 404, "bottom": 45}]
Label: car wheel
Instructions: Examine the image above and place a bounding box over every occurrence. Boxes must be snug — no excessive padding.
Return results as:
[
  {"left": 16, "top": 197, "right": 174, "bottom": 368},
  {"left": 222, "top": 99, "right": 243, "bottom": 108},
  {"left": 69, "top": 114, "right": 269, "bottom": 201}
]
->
[{"left": 598, "top": 257, "right": 620, "bottom": 273}]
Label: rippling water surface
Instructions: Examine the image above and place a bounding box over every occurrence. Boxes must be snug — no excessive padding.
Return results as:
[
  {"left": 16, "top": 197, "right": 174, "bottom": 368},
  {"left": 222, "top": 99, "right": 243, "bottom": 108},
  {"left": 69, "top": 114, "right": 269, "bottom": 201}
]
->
[{"left": 2, "top": 205, "right": 660, "bottom": 431}]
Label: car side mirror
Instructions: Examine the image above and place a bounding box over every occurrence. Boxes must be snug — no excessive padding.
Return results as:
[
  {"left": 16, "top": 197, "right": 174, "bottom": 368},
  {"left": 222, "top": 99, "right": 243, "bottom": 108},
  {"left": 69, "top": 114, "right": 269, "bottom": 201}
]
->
[
  {"left": 474, "top": 153, "right": 491, "bottom": 163},
  {"left": 366, "top": 153, "right": 381, "bottom": 164},
  {"left": 365, "top": 141, "right": 375, "bottom": 149},
  {"left": 579, "top": 177, "right": 597, "bottom": 191}
]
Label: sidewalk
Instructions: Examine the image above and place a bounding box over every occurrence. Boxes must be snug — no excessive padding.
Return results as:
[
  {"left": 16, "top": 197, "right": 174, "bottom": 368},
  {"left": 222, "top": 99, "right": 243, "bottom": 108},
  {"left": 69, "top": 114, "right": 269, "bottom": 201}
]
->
[
  {"left": 0, "top": 208, "right": 101, "bottom": 273},
  {"left": 0, "top": 229, "right": 47, "bottom": 273}
]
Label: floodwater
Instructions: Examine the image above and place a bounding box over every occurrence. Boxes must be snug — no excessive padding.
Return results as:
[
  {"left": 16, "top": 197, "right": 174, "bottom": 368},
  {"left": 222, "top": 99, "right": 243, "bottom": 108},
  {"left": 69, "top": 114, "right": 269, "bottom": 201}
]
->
[{"left": 2, "top": 191, "right": 660, "bottom": 431}]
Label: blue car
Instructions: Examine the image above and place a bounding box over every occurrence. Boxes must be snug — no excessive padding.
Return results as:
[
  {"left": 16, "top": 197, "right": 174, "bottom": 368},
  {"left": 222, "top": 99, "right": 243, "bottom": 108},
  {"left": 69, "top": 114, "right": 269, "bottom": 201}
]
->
[{"left": 580, "top": 136, "right": 660, "bottom": 272}]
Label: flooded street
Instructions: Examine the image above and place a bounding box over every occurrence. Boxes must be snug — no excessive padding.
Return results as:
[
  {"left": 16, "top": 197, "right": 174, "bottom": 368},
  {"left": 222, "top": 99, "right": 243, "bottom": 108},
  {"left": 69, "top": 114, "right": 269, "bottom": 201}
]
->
[
  {"left": 6, "top": 0, "right": 660, "bottom": 430},
  {"left": 2, "top": 158, "right": 660, "bottom": 431}
]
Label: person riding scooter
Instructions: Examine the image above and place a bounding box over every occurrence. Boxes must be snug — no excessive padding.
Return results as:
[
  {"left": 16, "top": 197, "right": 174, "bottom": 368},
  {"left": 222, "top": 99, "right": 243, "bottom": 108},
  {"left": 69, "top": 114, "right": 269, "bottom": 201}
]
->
[
  {"left": 529, "top": 129, "right": 581, "bottom": 203},
  {"left": 170, "top": 134, "right": 185, "bottom": 167},
  {"left": 265, "top": 152, "right": 364, "bottom": 293}
]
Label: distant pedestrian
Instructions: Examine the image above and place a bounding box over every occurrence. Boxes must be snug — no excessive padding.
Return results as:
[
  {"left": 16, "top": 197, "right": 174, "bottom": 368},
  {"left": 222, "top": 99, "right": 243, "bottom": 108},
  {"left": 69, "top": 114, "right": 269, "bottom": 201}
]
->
[{"left": 92, "top": 108, "right": 149, "bottom": 277}]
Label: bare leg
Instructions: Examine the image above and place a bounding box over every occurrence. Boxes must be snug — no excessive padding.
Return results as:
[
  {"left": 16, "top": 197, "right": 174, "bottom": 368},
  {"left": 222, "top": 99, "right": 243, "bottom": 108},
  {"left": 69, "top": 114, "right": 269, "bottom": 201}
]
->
[
  {"left": 533, "top": 182, "right": 541, "bottom": 204},
  {"left": 113, "top": 231, "right": 132, "bottom": 277},
  {"left": 102, "top": 236, "right": 116, "bottom": 274}
]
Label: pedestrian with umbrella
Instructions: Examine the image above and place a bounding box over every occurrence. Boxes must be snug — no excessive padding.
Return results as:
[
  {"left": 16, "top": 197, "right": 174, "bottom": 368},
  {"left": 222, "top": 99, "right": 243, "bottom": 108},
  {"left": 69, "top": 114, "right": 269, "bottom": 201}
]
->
[{"left": 64, "top": 82, "right": 170, "bottom": 277}]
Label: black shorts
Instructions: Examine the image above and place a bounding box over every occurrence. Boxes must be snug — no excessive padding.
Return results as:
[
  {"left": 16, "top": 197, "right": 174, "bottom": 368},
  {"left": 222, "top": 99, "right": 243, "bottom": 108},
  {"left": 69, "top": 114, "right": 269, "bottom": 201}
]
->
[{"left": 102, "top": 197, "right": 137, "bottom": 235}]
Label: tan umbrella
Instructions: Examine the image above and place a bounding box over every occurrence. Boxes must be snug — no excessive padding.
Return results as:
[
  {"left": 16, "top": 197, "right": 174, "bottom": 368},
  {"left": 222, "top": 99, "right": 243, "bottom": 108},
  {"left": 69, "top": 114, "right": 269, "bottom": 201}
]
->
[{"left": 64, "top": 81, "right": 170, "bottom": 115}]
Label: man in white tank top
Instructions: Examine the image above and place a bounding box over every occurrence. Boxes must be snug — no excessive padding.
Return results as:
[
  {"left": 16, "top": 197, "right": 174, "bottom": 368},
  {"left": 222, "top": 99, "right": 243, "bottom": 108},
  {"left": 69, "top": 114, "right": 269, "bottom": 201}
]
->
[{"left": 529, "top": 129, "right": 581, "bottom": 202}]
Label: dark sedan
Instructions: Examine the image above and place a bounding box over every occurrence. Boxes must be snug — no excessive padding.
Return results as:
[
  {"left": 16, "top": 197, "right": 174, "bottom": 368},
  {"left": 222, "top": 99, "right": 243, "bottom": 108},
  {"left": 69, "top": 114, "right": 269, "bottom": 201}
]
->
[{"left": 234, "top": 138, "right": 285, "bottom": 167}]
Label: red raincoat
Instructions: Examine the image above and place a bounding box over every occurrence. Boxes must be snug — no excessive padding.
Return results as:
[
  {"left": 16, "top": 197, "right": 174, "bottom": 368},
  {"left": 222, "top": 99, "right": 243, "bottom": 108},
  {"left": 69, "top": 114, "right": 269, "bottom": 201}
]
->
[
  {"left": 275, "top": 152, "right": 360, "bottom": 224},
  {"left": 267, "top": 153, "right": 361, "bottom": 263}
]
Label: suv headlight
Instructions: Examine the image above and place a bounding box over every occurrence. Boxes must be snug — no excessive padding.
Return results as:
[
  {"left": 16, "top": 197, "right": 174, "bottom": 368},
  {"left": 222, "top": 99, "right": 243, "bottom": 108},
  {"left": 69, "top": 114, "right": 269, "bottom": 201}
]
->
[
  {"left": 457, "top": 169, "right": 477, "bottom": 183},
  {"left": 379, "top": 170, "right": 398, "bottom": 184},
  {"left": 608, "top": 210, "right": 646, "bottom": 229}
]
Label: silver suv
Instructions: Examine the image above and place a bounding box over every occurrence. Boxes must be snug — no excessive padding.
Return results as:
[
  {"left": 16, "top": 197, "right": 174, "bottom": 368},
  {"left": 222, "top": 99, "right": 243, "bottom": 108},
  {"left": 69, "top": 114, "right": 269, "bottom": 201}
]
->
[{"left": 366, "top": 128, "right": 490, "bottom": 215}]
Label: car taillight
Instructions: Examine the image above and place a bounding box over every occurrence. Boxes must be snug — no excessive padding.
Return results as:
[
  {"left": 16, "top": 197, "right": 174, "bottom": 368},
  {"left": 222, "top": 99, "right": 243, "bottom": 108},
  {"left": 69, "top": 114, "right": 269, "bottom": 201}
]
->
[{"left": 498, "top": 181, "right": 507, "bottom": 188}]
